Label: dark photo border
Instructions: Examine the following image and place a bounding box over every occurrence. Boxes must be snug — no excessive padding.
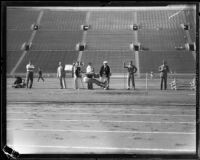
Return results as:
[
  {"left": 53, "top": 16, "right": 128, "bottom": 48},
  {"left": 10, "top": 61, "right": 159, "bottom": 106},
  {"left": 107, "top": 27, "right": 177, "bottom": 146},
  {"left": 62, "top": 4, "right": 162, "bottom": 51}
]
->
[{"left": 1, "top": 1, "right": 199, "bottom": 160}]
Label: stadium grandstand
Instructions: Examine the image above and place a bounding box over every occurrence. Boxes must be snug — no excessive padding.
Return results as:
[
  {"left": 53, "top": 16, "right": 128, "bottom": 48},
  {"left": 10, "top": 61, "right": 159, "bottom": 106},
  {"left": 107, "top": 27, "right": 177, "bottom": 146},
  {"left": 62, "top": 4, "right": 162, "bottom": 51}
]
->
[
  {"left": 5, "top": 5, "right": 197, "bottom": 156},
  {"left": 7, "top": 6, "right": 196, "bottom": 77}
]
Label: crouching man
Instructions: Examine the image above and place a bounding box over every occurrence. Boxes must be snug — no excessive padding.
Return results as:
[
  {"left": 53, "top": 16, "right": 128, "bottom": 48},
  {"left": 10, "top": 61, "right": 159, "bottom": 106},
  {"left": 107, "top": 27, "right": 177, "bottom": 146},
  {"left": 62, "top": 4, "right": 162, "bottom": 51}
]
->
[{"left": 12, "top": 76, "right": 26, "bottom": 88}]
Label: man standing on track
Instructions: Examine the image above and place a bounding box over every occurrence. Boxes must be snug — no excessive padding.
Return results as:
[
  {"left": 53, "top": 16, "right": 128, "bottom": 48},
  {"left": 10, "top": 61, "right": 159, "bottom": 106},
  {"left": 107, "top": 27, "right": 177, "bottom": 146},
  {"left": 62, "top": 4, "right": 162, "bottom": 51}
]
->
[
  {"left": 99, "top": 61, "right": 111, "bottom": 90},
  {"left": 57, "top": 61, "right": 66, "bottom": 89},
  {"left": 86, "top": 62, "right": 94, "bottom": 89},
  {"left": 124, "top": 60, "right": 137, "bottom": 90},
  {"left": 73, "top": 61, "right": 83, "bottom": 89},
  {"left": 37, "top": 67, "right": 44, "bottom": 82},
  {"left": 159, "top": 60, "right": 170, "bottom": 90},
  {"left": 26, "top": 60, "right": 35, "bottom": 89}
]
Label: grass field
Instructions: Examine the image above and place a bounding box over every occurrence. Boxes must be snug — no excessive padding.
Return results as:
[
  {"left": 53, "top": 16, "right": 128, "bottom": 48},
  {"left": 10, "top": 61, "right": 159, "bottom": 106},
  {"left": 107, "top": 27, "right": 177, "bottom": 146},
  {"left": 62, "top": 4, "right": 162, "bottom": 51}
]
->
[{"left": 6, "top": 77, "right": 196, "bottom": 155}]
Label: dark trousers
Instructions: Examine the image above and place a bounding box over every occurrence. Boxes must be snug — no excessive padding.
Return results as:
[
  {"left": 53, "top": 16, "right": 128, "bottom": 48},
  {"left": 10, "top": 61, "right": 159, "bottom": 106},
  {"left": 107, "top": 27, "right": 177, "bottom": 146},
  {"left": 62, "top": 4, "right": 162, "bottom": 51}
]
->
[
  {"left": 26, "top": 72, "right": 33, "bottom": 88},
  {"left": 127, "top": 74, "right": 135, "bottom": 89},
  {"left": 87, "top": 82, "right": 93, "bottom": 89},
  {"left": 88, "top": 78, "right": 106, "bottom": 88},
  {"left": 160, "top": 76, "right": 167, "bottom": 90},
  {"left": 38, "top": 75, "right": 44, "bottom": 82},
  {"left": 59, "top": 77, "right": 66, "bottom": 89},
  {"left": 101, "top": 76, "right": 110, "bottom": 89}
]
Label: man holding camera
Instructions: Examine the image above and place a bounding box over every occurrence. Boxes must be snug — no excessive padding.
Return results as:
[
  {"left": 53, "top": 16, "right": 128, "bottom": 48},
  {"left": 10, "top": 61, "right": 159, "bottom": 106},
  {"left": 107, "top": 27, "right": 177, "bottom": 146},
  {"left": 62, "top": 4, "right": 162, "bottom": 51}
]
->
[{"left": 159, "top": 60, "right": 170, "bottom": 90}]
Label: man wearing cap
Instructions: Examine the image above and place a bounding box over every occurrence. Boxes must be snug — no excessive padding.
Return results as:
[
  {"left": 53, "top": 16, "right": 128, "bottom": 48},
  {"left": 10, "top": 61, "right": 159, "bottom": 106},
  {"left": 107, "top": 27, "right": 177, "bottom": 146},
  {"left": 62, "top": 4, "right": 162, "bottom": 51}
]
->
[
  {"left": 159, "top": 60, "right": 170, "bottom": 90},
  {"left": 124, "top": 61, "right": 137, "bottom": 90},
  {"left": 99, "top": 61, "right": 111, "bottom": 90},
  {"left": 57, "top": 61, "right": 66, "bottom": 89},
  {"left": 26, "top": 60, "right": 35, "bottom": 89}
]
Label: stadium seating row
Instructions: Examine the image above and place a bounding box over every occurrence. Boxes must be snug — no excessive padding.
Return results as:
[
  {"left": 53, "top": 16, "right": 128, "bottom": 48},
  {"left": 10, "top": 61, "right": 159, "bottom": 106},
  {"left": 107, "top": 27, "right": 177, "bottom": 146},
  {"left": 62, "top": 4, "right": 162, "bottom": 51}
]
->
[
  {"left": 7, "top": 9, "right": 40, "bottom": 30},
  {"left": 32, "top": 31, "right": 83, "bottom": 50},
  {"left": 139, "top": 51, "right": 195, "bottom": 73},
  {"left": 81, "top": 51, "right": 135, "bottom": 73},
  {"left": 137, "top": 10, "right": 186, "bottom": 29},
  {"left": 6, "top": 8, "right": 196, "bottom": 75},
  {"left": 7, "top": 31, "right": 32, "bottom": 51},
  {"left": 40, "top": 10, "right": 87, "bottom": 31},
  {"left": 15, "top": 51, "right": 79, "bottom": 73},
  {"left": 138, "top": 29, "right": 187, "bottom": 51}
]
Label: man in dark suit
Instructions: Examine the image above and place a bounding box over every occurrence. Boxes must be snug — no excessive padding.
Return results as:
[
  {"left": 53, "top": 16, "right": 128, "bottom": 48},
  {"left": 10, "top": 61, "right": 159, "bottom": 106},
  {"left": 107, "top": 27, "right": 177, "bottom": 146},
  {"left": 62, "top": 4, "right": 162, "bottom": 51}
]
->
[
  {"left": 99, "top": 61, "right": 111, "bottom": 90},
  {"left": 159, "top": 60, "right": 170, "bottom": 90}
]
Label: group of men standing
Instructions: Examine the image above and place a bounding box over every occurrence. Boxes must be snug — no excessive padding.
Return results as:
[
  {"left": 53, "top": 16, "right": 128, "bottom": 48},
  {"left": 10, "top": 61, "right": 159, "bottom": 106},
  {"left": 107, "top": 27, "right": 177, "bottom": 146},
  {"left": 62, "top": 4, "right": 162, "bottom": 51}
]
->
[
  {"left": 16, "top": 59, "right": 169, "bottom": 90},
  {"left": 84, "top": 61, "right": 111, "bottom": 90},
  {"left": 56, "top": 60, "right": 138, "bottom": 90},
  {"left": 57, "top": 60, "right": 111, "bottom": 90}
]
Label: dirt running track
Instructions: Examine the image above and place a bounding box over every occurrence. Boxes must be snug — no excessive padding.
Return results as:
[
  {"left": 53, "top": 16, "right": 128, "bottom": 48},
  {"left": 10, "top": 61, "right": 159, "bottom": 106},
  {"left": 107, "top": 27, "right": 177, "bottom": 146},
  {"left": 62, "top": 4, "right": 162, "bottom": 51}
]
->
[{"left": 5, "top": 78, "right": 196, "bottom": 155}]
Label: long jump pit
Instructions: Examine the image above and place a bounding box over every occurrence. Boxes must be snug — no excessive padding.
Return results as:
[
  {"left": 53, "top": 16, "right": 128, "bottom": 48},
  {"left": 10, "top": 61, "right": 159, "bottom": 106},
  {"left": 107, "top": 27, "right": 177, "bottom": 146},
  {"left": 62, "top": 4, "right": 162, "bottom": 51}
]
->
[{"left": 6, "top": 78, "right": 196, "bottom": 155}]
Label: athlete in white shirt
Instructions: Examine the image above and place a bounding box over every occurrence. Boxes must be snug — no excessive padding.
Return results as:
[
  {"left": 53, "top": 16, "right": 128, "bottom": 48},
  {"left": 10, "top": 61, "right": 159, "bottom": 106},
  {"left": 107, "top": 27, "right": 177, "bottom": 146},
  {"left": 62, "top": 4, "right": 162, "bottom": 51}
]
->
[
  {"left": 26, "top": 60, "right": 35, "bottom": 88},
  {"left": 86, "top": 62, "right": 94, "bottom": 89}
]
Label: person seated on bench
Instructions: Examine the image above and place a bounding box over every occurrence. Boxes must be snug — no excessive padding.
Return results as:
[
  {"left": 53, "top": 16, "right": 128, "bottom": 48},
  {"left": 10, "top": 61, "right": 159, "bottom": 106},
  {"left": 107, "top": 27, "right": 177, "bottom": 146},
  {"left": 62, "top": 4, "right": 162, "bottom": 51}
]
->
[
  {"left": 12, "top": 76, "right": 26, "bottom": 88},
  {"left": 82, "top": 73, "right": 107, "bottom": 89}
]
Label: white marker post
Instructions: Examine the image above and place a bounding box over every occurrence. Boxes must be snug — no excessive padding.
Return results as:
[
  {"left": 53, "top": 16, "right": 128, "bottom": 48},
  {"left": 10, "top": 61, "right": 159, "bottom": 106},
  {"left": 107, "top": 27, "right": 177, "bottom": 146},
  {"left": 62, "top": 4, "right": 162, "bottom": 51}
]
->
[
  {"left": 123, "top": 61, "right": 126, "bottom": 89},
  {"left": 146, "top": 73, "right": 148, "bottom": 92}
]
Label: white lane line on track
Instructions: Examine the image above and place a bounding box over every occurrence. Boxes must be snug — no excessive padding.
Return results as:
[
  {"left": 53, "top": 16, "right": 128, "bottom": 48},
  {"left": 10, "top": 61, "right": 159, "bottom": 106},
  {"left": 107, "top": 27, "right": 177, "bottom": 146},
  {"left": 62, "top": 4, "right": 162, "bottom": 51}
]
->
[
  {"left": 7, "top": 128, "right": 195, "bottom": 135},
  {"left": 7, "top": 111, "right": 195, "bottom": 117},
  {"left": 7, "top": 102, "right": 196, "bottom": 106},
  {"left": 7, "top": 106, "right": 195, "bottom": 112},
  {"left": 7, "top": 144, "right": 195, "bottom": 153},
  {"left": 7, "top": 118, "right": 195, "bottom": 124}
]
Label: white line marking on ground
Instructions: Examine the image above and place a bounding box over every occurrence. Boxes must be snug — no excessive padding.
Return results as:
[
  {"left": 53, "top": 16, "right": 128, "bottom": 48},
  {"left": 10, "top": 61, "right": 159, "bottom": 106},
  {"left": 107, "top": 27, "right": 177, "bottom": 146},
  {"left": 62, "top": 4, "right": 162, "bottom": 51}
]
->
[
  {"left": 7, "top": 101, "right": 195, "bottom": 106},
  {"left": 7, "top": 128, "right": 195, "bottom": 135},
  {"left": 7, "top": 118, "right": 195, "bottom": 124},
  {"left": 7, "top": 144, "right": 195, "bottom": 153},
  {"left": 7, "top": 106, "right": 195, "bottom": 112},
  {"left": 188, "top": 94, "right": 195, "bottom": 96},
  {"left": 7, "top": 111, "right": 195, "bottom": 117}
]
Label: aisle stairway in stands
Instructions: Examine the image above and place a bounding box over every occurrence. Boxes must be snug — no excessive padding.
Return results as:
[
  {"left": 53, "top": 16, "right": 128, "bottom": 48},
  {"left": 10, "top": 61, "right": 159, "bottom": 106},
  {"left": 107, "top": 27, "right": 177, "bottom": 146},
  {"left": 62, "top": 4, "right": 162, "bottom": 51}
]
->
[
  {"left": 7, "top": 7, "right": 196, "bottom": 75},
  {"left": 81, "top": 11, "right": 137, "bottom": 74}
]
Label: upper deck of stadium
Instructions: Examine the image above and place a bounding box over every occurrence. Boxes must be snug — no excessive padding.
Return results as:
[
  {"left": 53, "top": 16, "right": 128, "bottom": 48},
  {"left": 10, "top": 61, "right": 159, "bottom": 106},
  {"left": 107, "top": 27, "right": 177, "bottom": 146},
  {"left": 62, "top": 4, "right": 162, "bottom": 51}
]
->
[{"left": 6, "top": 6, "right": 196, "bottom": 75}]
